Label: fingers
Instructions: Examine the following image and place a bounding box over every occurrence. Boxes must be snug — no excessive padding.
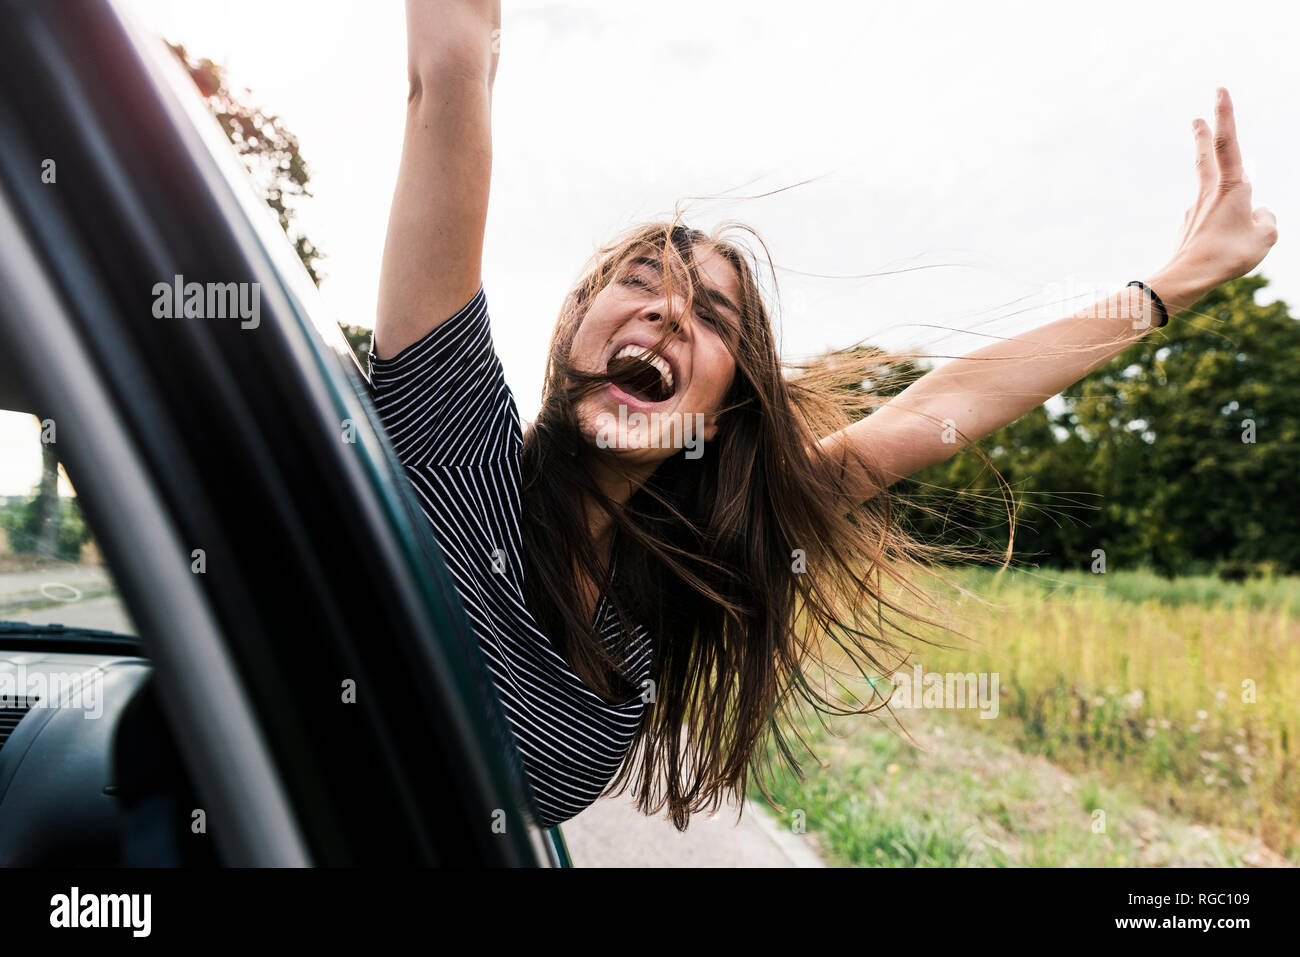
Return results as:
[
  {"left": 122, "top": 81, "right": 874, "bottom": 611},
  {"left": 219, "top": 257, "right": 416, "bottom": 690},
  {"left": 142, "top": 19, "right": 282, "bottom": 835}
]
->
[
  {"left": 1192, "top": 118, "right": 1214, "bottom": 194},
  {"left": 1213, "top": 87, "right": 1245, "bottom": 188}
]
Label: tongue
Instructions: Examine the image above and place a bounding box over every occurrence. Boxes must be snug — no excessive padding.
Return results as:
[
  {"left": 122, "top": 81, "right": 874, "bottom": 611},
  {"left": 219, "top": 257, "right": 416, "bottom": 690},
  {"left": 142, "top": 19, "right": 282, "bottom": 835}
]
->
[{"left": 608, "top": 355, "right": 666, "bottom": 402}]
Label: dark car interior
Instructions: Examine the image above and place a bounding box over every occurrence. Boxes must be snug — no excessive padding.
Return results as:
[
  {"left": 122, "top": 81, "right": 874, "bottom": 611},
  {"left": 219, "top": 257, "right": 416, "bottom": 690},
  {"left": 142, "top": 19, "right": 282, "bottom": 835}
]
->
[{"left": 0, "top": 363, "right": 216, "bottom": 866}]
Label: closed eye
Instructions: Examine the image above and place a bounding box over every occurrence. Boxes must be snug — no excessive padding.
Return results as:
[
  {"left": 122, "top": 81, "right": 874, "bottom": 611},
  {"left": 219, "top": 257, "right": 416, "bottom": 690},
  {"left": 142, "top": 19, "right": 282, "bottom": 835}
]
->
[{"left": 618, "top": 269, "right": 725, "bottom": 330}]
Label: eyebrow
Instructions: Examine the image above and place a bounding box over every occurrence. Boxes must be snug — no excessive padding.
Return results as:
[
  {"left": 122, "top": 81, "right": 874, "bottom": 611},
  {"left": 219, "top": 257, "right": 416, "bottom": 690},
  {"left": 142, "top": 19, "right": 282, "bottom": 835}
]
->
[{"left": 626, "top": 255, "right": 741, "bottom": 323}]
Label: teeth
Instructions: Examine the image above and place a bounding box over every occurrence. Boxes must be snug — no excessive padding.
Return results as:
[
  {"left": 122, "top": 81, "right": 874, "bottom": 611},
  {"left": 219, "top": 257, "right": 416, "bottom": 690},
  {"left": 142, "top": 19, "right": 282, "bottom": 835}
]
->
[{"left": 613, "top": 344, "right": 674, "bottom": 391}]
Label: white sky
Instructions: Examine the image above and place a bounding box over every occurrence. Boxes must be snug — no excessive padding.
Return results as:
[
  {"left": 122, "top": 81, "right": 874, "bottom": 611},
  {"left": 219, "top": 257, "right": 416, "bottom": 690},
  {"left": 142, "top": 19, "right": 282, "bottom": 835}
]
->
[{"left": 3, "top": 0, "right": 1297, "bottom": 494}]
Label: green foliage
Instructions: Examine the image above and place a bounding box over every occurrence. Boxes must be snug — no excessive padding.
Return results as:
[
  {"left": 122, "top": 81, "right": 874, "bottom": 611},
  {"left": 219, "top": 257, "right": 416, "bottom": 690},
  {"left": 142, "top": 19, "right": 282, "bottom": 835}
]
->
[
  {"left": 338, "top": 323, "right": 374, "bottom": 369},
  {"left": 895, "top": 276, "right": 1300, "bottom": 573},
  {"left": 756, "top": 567, "right": 1299, "bottom": 865},
  {"left": 0, "top": 492, "right": 91, "bottom": 562}
]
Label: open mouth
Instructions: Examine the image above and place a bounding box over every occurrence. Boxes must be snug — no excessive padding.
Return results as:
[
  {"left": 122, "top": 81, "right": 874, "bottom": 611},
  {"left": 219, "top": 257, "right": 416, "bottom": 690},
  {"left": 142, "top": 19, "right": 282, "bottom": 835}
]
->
[{"left": 606, "top": 344, "right": 677, "bottom": 403}]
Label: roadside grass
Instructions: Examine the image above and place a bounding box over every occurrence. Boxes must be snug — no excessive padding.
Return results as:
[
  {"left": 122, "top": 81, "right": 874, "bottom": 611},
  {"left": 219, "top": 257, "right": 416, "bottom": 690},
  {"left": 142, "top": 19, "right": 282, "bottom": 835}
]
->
[
  {"left": 751, "top": 565, "right": 1299, "bottom": 865},
  {"left": 749, "top": 707, "right": 1285, "bottom": 867}
]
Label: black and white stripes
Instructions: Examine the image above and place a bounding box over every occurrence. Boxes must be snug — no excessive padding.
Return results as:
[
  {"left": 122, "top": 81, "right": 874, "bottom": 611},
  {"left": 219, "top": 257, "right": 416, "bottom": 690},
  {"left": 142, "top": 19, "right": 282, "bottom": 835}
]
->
[{"left": 367, "top": 284, "right": 652, "bottom": 828}]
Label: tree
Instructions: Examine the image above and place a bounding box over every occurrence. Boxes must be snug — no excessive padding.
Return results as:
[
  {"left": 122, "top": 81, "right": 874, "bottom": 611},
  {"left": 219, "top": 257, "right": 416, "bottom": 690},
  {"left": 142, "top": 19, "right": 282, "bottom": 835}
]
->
[
  {"left": 897, "top": 275, "right": 1300, "bottom": 574},
  {"left": 168, "top": 42, "right": 324, "bottom": 285},
  {"left": 1071, "top": 275, "right": 1300, "bottom": 573},
  {"left": 0, "top": 434, "right": 90, "bottom": 562},
  {"left": 32, "top": 438, "right": 60, "bottom": 557},
  {"left": 338, "top": 323, "right": 374, "bottom": 368}
]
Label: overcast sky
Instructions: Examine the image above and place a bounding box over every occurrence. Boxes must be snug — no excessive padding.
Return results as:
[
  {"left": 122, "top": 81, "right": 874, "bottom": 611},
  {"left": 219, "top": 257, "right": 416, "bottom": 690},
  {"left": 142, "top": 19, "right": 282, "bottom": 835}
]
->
[{"left": 3, "top": 0, "right": 1296, "bottom": 494}]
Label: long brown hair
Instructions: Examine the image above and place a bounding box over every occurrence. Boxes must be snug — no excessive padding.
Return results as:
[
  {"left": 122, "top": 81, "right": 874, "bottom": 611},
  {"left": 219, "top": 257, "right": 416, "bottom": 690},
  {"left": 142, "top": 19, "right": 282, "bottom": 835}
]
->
[{"left": 519, "top": 209, "right": 1008, "bottom": 830}]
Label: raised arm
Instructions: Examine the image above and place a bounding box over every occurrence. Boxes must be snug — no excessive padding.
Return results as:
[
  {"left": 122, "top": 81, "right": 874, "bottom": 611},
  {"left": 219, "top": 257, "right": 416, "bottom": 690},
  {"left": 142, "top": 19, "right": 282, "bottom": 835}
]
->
[
  {"left": 824, "top": 87, "right": 1278, "bottom": 503},
  {"left": 374, "top": 0, "right": 501, "bottom": 359}
]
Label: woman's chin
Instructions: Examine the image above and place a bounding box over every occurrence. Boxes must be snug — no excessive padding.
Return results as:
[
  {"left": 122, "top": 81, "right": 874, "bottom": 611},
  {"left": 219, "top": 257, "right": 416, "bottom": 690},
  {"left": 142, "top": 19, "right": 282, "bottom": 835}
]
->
[{"left": 575, "top": 405, "right": 710, "bottom": 470}]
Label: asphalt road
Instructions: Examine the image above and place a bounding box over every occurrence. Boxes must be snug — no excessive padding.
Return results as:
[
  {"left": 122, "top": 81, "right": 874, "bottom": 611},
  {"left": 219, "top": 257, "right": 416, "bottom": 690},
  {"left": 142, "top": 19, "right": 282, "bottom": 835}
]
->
[
  {"left": 560, "top": 791, "right": 826, "bottom": 867},
  {"left": 0, "top": 565, "right": 135, "bottom": 633}
]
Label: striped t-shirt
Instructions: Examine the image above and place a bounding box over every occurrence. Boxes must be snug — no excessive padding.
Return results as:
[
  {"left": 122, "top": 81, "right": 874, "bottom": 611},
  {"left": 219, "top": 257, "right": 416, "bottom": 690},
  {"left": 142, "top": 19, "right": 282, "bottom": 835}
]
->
[{"left": 366, "top": 283, "right": 653, "bottom": 828}]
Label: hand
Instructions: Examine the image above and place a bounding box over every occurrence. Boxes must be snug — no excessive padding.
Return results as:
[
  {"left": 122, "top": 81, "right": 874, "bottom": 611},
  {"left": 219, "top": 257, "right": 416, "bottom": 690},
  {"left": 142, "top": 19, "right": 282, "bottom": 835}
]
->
[{"left": 1150, "top": 88, "right": 1278, "bottom": 317}]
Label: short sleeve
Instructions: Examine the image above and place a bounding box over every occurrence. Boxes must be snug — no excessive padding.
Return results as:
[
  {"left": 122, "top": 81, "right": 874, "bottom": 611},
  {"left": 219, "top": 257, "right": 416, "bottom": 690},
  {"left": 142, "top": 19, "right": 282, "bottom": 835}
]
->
[{"left": 366, "top": 284, "right": 520, "bottom": 467}]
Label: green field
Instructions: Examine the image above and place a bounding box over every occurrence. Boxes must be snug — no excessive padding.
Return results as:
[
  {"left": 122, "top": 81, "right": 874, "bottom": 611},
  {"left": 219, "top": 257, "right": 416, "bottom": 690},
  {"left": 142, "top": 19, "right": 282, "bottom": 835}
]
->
[{"left": 750, "top": 566, "right": 1299, "bottom": 866}]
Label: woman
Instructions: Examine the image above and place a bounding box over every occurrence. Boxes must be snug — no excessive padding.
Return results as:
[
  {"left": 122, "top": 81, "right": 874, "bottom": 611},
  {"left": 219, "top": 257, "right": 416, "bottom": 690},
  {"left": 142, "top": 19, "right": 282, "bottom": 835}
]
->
[{"left": 369, "top": 0, "right": 1277, "bottom": 831}]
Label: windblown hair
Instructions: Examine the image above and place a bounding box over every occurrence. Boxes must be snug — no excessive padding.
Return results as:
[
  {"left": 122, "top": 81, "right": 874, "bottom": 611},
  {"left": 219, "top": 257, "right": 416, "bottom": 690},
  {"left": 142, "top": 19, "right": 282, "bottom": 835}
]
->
[{"left": 520, "top": 210, "right": 1008, "bottom": 830}]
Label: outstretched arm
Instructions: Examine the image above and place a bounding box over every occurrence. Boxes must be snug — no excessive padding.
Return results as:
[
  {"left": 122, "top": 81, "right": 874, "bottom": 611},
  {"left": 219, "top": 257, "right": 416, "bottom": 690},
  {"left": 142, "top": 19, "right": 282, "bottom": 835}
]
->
[
  {"left": 824, "top": 87, "right": 1279, "bottom": 503},
  {"left": 374, "top": 0, "right": 501, "bottom": 359}
]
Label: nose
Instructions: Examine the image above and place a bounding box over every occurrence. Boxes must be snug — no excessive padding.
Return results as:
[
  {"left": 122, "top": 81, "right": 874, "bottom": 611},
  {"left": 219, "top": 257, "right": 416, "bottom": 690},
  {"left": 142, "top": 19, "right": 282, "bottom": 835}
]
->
[{"left": 644, "top": 291, "right": 692, "bottom": 338}]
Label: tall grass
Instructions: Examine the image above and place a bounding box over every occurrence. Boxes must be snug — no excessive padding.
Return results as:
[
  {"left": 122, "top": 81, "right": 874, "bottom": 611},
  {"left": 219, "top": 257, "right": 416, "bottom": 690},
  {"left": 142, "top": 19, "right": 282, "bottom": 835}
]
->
[{"left": 881, "top": 566, "right": 1300, "bottom": 858}]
